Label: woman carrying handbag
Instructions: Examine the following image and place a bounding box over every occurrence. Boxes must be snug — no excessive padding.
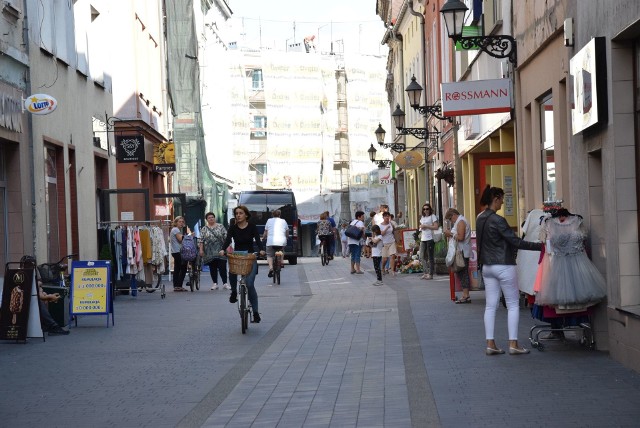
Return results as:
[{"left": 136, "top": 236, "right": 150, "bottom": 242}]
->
[{"left": 444, "top": 208, "right": 471, "bottom": 303}]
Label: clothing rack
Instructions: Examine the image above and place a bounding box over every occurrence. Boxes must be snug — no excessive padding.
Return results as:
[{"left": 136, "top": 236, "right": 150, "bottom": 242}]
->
[
  {"left": 97, "top": 221, "right": 167, "bottom": 299},
  {"left": 97, "top": 220, "right": 162, "bottom": 227}
]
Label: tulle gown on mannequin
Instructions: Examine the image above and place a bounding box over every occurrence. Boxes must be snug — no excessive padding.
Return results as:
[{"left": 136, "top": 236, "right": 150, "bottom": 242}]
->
[{"left": 535, "top": 215, "right": 606, "bottom": 310}]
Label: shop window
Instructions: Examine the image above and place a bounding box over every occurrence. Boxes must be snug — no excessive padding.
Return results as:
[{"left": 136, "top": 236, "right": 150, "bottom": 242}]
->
[
  {"left": 540, "top": 95, "right": 556, "bottom": 201},
  {"left": 0, "top": 146, "right": 7, "bottom": 272}
]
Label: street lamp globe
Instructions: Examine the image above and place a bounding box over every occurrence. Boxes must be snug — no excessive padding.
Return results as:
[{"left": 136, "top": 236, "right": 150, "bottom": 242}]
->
[
  {"left": 368, "top": 143, "right": 378, "bottom": 163},
  {"left": 392, "top": 104, "right": 406, "bottom": 129},
  {"left": 440, "top": 0, "right": 468, "bottom": 39},
  {"left": 375, "top": 123, "right": 386, "bottom": 145},
  {"left": 405, "top": 76, "right": 424, "bottom": 109}
]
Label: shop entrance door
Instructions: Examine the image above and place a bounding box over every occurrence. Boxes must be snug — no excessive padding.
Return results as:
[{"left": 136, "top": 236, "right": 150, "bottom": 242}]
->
[{"left": 474, "top": 154, "right": 516, "bottom": 222}]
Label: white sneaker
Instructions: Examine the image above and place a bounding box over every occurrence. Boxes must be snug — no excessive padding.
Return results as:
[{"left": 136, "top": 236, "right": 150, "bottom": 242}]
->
[
  {"left": 223, "top": 283, "right": 231, "bottom": 290},
  {"left": 211, "top": 284, "right": 218, "bottom": 290}
]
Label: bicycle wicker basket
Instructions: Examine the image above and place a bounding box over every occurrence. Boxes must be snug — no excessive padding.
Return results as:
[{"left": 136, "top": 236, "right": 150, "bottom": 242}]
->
[
  {"left": 38, "top": 263, "right": 61, "bottom": 283},
  {"left": 227, "top": 253, "right": 256, "bottom": 276}
]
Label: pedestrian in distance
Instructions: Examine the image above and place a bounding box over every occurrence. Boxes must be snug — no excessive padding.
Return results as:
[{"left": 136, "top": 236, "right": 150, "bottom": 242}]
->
[
  {"left": 198, "top": 212, "right": 230, "bottom": 291},
  {"left": 339, "top": 223, "right": 350, "bottom": 258},
  {"left": 379, "top": 212, "right": 397, "bottom": 276},
  {"left": 419, "top": 204, "right": 439, "bottom": 280},
  {"left": 324, "top": 211, "right": 337, "bottom": 260},
  {"left": 170, "top": 216, "right": 190, "bottom": 292},
  {"left": 263, "top": 209, "right": 288, "bottom": 278},
  {"left": 368, "top": 225, "right": 384, "bottom": 286},
  {"left": 316, "top": 212, "right": 333, "bottom": 258},
  {"left": 220, "top": 205, "right": 266, "bottom": 323},
  {"left": 444, "top": 208, "right": 472, "bottom": 302},
  {"left": 476, "top": 185, "right": 543, "bottom": 356},
  {"left": 348, "top": 211, "right": 366, "bottom": 274}
]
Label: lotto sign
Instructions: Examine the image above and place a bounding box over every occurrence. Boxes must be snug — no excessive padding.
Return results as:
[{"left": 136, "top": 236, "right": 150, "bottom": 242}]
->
[
  {"left": 24, "top": 93, "right": 58, "bottom": 115},
  {"left": 70, "top": 261, "right": 113, "bottom": 326}
]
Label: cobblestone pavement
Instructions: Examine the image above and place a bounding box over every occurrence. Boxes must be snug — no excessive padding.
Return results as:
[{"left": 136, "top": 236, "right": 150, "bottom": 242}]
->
[{"left": 1, "top": 257, "right": 640, "bottom": 427}]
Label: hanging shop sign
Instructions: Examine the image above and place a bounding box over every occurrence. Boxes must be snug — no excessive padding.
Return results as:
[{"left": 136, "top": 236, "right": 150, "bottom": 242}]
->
[
  {"left": 153, "top": 141, "right": 176, "bottom": 172},
  {"left": 394, "top": 150, "right": 424, "bottom": 169},
  {"left": 116, "top": 135, "right": 145, "bottom": 163},
  {"left": 441, "top": 79, "right": 512, "bottom": 116},
  {"left": 0, "top": 265, "right": 35, "bottom": 341},
  {"left": 570, "top": 37, "right": 607, "bottom": 135},
  {"left": 23, "top": 93, "right": 58, "bottom": 115}
]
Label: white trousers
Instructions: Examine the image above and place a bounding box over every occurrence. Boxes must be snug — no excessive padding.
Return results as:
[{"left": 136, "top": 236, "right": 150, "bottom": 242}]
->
[{"left": 482, "top": 264, "right": 520, "bottom": 341}]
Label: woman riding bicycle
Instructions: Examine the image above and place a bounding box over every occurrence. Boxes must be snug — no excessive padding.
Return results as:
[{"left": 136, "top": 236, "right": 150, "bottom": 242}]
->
[
  {"left": 220, "top": 205, "right": 265, "bottom": 323},
  {"left": 316, "top": 212, "right": 333, "bottom": 258}
]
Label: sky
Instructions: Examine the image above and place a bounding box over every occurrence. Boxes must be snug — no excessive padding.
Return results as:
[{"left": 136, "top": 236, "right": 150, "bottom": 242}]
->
[{"left": 226, "top": 0, "right": 388, "bottom": 55}]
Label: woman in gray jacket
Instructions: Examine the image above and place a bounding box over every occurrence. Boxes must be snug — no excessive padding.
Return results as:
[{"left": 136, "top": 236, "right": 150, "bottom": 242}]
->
[{"left": 476, "top": 186, "right": 543, "bottom": 356}]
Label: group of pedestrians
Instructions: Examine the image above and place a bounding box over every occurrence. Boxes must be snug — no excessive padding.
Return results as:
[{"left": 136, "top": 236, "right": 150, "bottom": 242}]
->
[{"left": 169, "top": 205, "right": 287, "bottom": 324}]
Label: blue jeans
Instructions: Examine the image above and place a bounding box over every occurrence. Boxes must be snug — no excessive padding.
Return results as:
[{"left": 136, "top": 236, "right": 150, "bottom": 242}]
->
[
  {"left": 349, "top": 244, "right": 362, "bottom": 264},
  {"left": 229, "top": 259, "right": 259, "bottom": 314}
]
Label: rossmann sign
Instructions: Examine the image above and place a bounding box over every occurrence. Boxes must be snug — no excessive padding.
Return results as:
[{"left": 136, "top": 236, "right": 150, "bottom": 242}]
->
[{"left": 441, "top": 79, "right": 512, "bottom": 116}]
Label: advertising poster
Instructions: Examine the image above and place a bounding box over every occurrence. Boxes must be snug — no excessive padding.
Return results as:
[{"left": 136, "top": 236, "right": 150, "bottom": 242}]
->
[
  {"left": 0, "top": 267, "right": 35, "bottom": 341},
  {"left": 70, "top": 261, "right": 111, "bottom": 319}
]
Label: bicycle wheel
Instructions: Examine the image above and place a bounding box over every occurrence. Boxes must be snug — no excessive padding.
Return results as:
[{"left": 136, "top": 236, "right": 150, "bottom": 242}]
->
[
  {"left": 240, "top": 290, "right": 248, "bottom": 334},
  {"left": 275, "top": 265, "right": 281, "bottom": 285},
  {"left": 320, "top": 243, "right": 326, "bottom": 266},
  {"left": 188, "top": 266, "right": 194, "bottom": 292},
  {"left": 193, "top": 261, "right": 200, "bottom": 291}
]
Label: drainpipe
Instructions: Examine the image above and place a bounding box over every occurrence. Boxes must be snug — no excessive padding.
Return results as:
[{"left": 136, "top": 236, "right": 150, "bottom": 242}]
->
[
  {"left": 391, "top": 18, "right": 405, "bottom": 217},
  {"left": 22, "top": 0, "right": 36, "bottom": 256},
  {"left": 408, "top": 1, "right": 431, "bottom": 213}
]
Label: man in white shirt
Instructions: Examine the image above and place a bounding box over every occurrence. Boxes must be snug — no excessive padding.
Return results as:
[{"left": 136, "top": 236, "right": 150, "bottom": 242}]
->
[
  {"left": 379, "top": 212, "right": 397, "bottom": 276},
  {"left": 372, "top": 204, "right": 389, "bottom": 227},
  {"left": 263, "top": 210, "right": 288, "bottom": 277}
]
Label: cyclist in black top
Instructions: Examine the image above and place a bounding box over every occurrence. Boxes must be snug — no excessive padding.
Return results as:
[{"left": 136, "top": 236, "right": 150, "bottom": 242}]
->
[{"left": 220, "top": 205, "right": 265, "bottom": 323}]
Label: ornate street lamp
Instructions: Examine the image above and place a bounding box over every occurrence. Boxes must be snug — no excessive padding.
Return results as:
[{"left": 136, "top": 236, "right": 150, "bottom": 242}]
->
[
  {"left": 405, "top": 76, "right": 450, "bottom": 121},
  {"left": 368, "top": 144, "right": 393, "bottom": 169},
  {"left": 375, "top": 123, "right": 405, "bottom": 152},
  {"left": 440, "top": 0, "right": 517, "bottom": 65},
  {"left": 391, "top": 105, "right": 441, "bottom": 140}
]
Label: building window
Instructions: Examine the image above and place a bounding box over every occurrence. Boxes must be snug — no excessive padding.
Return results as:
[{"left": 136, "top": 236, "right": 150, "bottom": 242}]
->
[
  {"left": 44, "top": 146, "right": 61, "bottom": 262},
  {"left": 252, "top": 69, "right": 263, "bottom": 90},
  {"left": 252, "top": 115, "right": 267, "bottom": 138},
  {"left": 540, "top": 94, "right": 556, "bottom": 201}
]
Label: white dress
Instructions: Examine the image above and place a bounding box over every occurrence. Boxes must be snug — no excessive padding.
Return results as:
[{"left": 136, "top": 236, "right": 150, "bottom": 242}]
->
[
  {"left": 536, "top": 215, "right": 606, "bottom": 309},
  {"left": 517, "top": 209, "right": 546, "bottom": 295}
]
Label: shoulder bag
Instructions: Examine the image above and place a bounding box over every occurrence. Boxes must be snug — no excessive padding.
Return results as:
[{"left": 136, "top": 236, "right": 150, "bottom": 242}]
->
[{"left": 345, "top": 221, "right": 363, "bottom": 240}]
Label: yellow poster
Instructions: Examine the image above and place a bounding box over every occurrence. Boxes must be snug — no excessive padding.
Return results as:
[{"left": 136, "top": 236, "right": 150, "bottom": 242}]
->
[{"left": 71, "top": 265, "right": 109, "bottom": 314}]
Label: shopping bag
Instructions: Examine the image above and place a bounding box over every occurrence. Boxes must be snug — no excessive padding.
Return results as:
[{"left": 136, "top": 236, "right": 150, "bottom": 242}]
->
[
  {"left": 454, "top": 249, "right": 466, "bottom": 272},
  {"left": 445, "top": 237, "right": 456, "bottom": 267},
  {"left": 433, "top": 227, "right": 443, "bottom": 243}
]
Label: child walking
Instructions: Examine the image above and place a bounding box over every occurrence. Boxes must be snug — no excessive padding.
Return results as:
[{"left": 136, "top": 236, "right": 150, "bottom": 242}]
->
[{"left": 369, "top": 225, "right": 384, "bottom": 286}]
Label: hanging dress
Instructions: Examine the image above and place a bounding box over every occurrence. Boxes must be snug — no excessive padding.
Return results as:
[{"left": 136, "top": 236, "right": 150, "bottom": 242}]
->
[
  {"left": 517, "top": 209, "right": 546, "bottom": 295},
  {"left": 536, "top": 215, "right": 606, "bottom": 310}
]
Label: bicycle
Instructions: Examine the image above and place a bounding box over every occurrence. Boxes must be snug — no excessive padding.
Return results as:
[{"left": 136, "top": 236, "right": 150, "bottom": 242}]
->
[
  {"left": 37, "top": 254, "right": 77, "bottom": 288},
  {"left": 319, "top": 235, "right": 330, "bottom": 266},
  {"left": 185, "top": 256, "right": 201, "bottom": 292},
  {"left": 227, "top": 252, "right": 256, "bottom": 334},
  {"left": 272, "top": 246, "right": 284, "bottom": 285}
]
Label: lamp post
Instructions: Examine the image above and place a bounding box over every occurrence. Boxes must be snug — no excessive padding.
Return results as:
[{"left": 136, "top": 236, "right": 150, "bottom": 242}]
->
[
  {"left": 440, "top": 0, "right": 517, "bottom": 65},
  {"left": 368, "top": 144, "right": 393, "bottom": 169},
  {"left": 375, "top": 123, "right": 405, "bottom": 152},
  {"left": 405, "top": 76, "right": 451, "bottom": 122}
]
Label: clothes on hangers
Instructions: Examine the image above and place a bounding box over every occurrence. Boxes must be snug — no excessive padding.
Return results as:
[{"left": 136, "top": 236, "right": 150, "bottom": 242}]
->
[
  {"left": 534, "top": 214, "right": 606, "bottom": 310},
  {"left": 517, "top": 209, "right": 546, "bottom": 295}
]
